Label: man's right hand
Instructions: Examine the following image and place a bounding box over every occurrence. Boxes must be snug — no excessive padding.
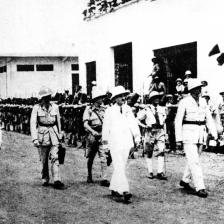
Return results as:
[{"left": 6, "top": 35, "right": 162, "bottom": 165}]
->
[
  {"left": 33, "top": 140, "right": 40, "bottom": 147},
  {"left": 92, "top": 130, "right": 99, "bottom": 137},
  {"left": 176, "top": 141, "right": 183, "bottom": 150}
]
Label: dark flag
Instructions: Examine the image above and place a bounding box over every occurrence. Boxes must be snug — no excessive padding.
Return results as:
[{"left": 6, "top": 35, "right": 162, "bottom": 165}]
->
[
  {"left": 217, "top": 53, "right": 224, "bottom": 66},
  {"left": 209, "top": 44, "right": 220, "bottom": 56}
]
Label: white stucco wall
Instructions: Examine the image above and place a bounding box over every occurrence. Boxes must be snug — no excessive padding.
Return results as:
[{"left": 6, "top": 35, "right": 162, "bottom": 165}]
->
[
  {"left": 79, "top": 0, "right": 224, "bottom": 103},
  {"left": 0, "top": 57, "right": 78, "bottom": 98}
]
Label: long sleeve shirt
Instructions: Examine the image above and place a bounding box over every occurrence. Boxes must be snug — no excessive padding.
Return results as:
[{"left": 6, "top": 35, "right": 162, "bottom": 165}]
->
[{"left": 102, "top": 104, "right": 140, "bottom": 151}]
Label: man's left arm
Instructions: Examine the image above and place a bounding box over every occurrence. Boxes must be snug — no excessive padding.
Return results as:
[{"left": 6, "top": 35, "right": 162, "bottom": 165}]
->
[
  {"left": 205, "top": 105, "right": 217, "bottom": 140},
  {"left": 56, "top": 105, "right": 62, "bottom": 140}
]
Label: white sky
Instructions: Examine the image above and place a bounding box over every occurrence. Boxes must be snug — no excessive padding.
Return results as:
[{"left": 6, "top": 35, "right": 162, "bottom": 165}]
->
[
  {"left": 0, "top": 0, "right": 86, "bottom": 55},
  {"left": 0, "top": 0, "right": 223, "bottom": 56}
]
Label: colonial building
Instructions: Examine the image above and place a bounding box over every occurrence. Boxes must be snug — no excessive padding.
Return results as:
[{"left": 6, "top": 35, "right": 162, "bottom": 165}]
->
[
  {"left": 0, "top": 55, "right": 79, "bottom": 98},
  {"left": 79, "top": 0, "right": 224, "bottom": 101}
]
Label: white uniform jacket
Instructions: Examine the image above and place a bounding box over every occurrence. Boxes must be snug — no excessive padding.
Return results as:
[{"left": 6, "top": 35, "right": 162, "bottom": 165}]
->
[
  {"left": 175, "top": 95, "right": 217, "bottom": 144},
  {"left": 102, "top": 104, "right": 140, "bottom": 151}
]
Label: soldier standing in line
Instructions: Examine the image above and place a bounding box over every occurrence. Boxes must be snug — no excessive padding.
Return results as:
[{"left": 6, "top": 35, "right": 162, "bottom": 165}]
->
[
  {"left": 137, "top": 91, "right": 168, "bottom": 180},
  {"left": 0, "top": 123, "right": 2, "bottom": 149},
  {"left": 218, "top": 92, "right": 224, "bottom": 128},
  {"left": 83, "top": 88, "right": 110, "bottom": 186},
  {"left": 30, "top": 86, "right": 64, "bottom": 189},
  {"left": 175, "top": 79, "right": 217, "bottom": 198},
  {"left": 102, "top": 86, "right": 141, "bottom": 202}
]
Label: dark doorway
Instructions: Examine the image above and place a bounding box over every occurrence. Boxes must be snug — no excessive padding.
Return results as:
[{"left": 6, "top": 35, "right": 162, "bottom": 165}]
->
[
  {"left": 154, "top": 42, "right": 197, "bottom": 94},
  {"left": 86, "top": 61, "right": 96, "bottom": 96},
  {"left": 114, "top": 42, "right": 133, "bottom": 91},
  {"left": 71, "top": 73, "right": 79, "bottom": 95}
]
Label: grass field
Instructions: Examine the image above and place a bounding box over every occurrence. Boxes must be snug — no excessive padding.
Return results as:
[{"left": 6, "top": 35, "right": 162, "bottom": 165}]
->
[{"left": 0, "top": 131, "right": 224, "bottom": 224}]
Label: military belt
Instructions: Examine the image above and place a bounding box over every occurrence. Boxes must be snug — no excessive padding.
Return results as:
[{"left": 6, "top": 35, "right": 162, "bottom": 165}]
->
[
  {"left": 151, "top": 124, "right": 163, "bottom": 129},
  {"left": 183, "top": 120, "right": 206, "bottom": 125},
  {"left": 38, "top": 122, "right": 56, "bottom": 127},
  {"left": 91, "top": 125, "right": 102, "bottom": 133}
]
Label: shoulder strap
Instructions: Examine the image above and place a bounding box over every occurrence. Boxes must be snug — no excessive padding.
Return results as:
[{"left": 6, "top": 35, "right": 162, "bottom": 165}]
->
[{"left": 92, "top": 109, "right": 103, "bottom": 125}]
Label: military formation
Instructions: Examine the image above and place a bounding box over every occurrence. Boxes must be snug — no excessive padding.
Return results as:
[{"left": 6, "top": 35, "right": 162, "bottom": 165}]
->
[{"left": 1, "top": 65, "right": 224, "bottom": 203}]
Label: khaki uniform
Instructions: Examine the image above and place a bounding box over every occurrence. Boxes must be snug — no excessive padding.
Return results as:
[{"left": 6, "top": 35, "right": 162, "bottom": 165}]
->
[
  {"left": 175, "top": 95, "right": 217, "bottom": 191},
  {"left": 30, "top": 103, "right": 62, "bottom": 183},
  {"left": 218, "top": 102, "right": 224, "bottom": 127},
  {"left": 0, "top": 125, "right": 2, "bottom": 148},
  {"left": 83, "top": 105, "right": 107, "bottom": 180},
  {"left": 137, "top": 105, "right": 167, "bottom": 174}
]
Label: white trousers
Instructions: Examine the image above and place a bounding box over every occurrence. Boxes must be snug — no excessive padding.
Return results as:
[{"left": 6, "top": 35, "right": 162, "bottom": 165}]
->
[
  {"left": 146, "top": 141, "right": 165, "bottom": 174},
  {"left": 182, "top": 143, "right": 205, "bottom": 191},
  {"left": 109, "top": 147, "right": 130, "bottom": 194}
]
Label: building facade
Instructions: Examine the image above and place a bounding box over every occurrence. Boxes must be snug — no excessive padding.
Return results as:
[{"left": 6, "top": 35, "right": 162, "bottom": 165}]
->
[
  {"left": 79, "top": 0, "right": 224, "bottom": 102},
  {"left": 0, "top": 56, "right": 79, "bottom": 98}
]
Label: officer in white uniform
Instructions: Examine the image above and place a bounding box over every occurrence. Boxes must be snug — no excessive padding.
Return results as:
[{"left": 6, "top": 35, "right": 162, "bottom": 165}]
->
[
  {"left": 102, "top": 86, "right": 141, "bottom": 203},
  {"left": 175, "top": 79, "right": 217, "bottom": 198}
]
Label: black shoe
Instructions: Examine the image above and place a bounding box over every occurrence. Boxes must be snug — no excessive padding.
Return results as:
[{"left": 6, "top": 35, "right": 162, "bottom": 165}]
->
[
  {"left": 54, "top": 181, "right": 65, "bottom": 189},
  {"left": 157, "top": 172, "right": 168, "bottom": 180},
  {"left": 42, "top": 182, "right": 49, "bottom": 187},
  {"left": 147, "top": 172, "right": 154, "bottom": 179},
  {"left": 123, "top": 192, "right": 132, "bottom": 202},
  {"left": 100, "top": 180, "right": 110, "bottom": 187},
  {"left": 87, "top": 176, "right": 94, "bottom": 183},
  {"left": 180, "top": 180, "right": 195, "bottom": 192},
  {"left": 111, "top": 190, "right": 123, "bottom": 198},
  {"left": 196, "top": 189, "right": 208, "bottom": 198}
]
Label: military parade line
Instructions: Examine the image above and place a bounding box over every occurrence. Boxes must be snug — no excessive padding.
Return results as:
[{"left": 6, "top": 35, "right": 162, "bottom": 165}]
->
[{"left": 1, "top": 76, "right": 224, "bottom": 203}]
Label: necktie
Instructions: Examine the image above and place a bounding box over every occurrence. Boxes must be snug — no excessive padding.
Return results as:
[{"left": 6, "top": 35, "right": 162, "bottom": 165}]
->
[
  {"left": 155, "top": 107, "right": 160, "bottom": 124},
  {"left": 120, "top": 106, "right": 123, "bottom": 114}
]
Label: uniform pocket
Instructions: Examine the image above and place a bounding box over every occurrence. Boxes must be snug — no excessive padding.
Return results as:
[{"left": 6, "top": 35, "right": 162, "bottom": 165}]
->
[{"left": 38, "top": 127, "right": 51, "bottom": 146}]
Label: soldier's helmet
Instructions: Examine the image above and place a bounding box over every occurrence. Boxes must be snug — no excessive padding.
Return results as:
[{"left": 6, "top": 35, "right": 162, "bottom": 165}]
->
[
  {"left": 148, "top": 91, "right": 162, "bottom": 102},
  {"left": 176, "top": 78, "right": 182, "bottom": 83},
  {"left": 38, "top": 86, "right": 53, "bottom": 99},
  {"left": 185, "top": 70, "right": 192, "bottom": 76},
  {"left": 110, "top": 86, "right": 130, "bottom": 101},
  {"left": 91, "top": 88, "right": 106, "bottom": 102},
  {"left": 187, "top": 79, "right": 203, "bottom": 92}
]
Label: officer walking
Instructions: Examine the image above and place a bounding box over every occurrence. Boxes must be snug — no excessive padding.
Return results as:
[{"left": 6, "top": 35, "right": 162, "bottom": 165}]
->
[
  {"left": 30, "top": 86, "right": 64, "bottom": 189},
  {"left": 102, "top": 86, "right": 141, "bottom": 202},
  {"left": 137, "top": 91, "right": 168, "bottom": 180},
  {"left": 83, "top": 88, "right": 110, "bottom": 186},
  {"left": 175, "top": 79, "right": 217, "bottom": 198}
]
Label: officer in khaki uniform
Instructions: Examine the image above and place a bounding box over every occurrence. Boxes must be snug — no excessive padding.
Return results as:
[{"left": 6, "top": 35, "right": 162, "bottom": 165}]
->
[
  {"left": 83, "top": 88, "right": 109, "bottom": 186},
  {"left": 137, "top": 91, "right": 167, "bottom": 180},
  {"left": 30, "top": 86, "right": 64, "bottom": 189},
  {"left": 175, "top": 79, "right": 217, "bottom": 198}
]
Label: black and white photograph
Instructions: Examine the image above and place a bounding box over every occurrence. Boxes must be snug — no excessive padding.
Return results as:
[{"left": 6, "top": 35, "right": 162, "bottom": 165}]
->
[{"left": 0, "top": 0, "right": 224, "bottom": 223}]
